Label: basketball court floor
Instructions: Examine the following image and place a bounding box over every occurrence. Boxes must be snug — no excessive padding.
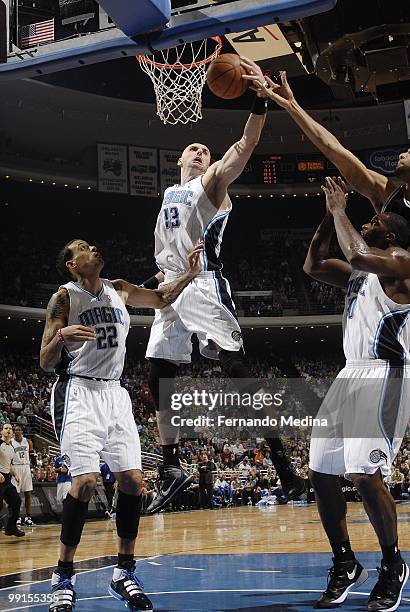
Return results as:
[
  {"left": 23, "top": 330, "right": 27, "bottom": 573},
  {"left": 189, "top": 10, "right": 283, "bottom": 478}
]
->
[{"left": 1, "top": 503, "right": 409, "bottom": 610}]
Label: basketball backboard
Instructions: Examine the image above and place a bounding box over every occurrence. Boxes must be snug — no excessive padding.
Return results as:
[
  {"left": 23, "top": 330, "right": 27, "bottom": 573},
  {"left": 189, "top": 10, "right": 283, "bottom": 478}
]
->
[{"left": 0, "top": 0, "right": 337, "bottom": 80}]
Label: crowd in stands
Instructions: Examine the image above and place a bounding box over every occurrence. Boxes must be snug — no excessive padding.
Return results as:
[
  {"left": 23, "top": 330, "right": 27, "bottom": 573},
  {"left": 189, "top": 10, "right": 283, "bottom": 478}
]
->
[
  {"left": 1, "top": 352, "right": 410, "bottom": 507},
  {"left": 0, "top": 227, "right": 344, "bottom": 315}
]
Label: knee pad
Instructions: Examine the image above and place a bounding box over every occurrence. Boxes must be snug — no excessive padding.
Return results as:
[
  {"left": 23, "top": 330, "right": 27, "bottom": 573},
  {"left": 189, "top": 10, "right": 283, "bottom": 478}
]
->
[
  {"left": 60, "top": 493, "right": 89, "bottom": 547},
  {"left": 148, "top": 358, "right": 179, "bottom": 410},
  {"left": 116, "top": 491, "right": 142, "bottom": 540}
]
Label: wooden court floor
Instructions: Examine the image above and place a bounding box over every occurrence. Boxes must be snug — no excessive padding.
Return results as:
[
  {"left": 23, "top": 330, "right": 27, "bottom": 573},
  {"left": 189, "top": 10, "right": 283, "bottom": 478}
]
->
[{"left": 2, "top": 502, "right": 410, "bottom": 577}]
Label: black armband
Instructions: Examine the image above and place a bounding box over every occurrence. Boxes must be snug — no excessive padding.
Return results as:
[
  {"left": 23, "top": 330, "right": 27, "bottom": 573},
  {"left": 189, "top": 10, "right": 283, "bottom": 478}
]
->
[
  {"left": 251, "top": 96, "right": 268, "bottom": 115},
  {"left": 139, "top": 275, "right": 160, "bottom": 290}
]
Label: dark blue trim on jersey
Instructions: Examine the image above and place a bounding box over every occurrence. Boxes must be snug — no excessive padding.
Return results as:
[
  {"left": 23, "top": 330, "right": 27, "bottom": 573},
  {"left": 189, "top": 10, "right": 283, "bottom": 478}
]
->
[
  {"left": 202, "top": 211, "right": 229, "bottom": 271},
  {"left": 213, "top": 272, "right": 238, "bottom": 322},
  {"left": 71, "top": 281, "right": 105, "bottom": 301},
  {"left": 52, "top": 377, "right": 70, "bottom": 443},
  {"left": 377, "top": 363, "right": 405, "bottom": 452},
  {"left": 372, "top": 308, "right": 410, "bottom": 362},
  {"left": 56, "top": 345, "right": 74, "bottom": 376}
]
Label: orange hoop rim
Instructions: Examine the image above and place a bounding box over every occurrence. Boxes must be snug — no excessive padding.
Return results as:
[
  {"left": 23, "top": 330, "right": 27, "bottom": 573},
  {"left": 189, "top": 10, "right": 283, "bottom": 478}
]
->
[{"left": 136, "top": 36, "right": 222, "bottom": 70}]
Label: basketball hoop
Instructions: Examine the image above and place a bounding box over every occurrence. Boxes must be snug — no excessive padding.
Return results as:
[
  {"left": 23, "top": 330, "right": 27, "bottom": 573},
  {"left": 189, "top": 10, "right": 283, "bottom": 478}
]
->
[{"left": 137, "top": 36, "right": 222, "bottom": 126}]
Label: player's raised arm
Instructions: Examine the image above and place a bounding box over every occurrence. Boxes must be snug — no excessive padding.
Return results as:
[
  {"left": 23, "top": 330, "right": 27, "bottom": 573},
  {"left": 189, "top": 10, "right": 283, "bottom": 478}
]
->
[
  {"left": 112, "top": 242, "right": 203, "bottom": 309},
  {"left": 202, "top": 61, "right": 267, "bottom": 198},
  {"left": 40, "top": 288, "right": 96, "bottom": 372},
  {"left": 303, "top": 176, "right": 352, "bottom": 287},
  {"left": 303, "top": 213, "right": 352, "bottom": 289},
  {"left": 241, "top": 59, "right": 395, "bottom": 212},
  {"left": 324, "top": 177, "right": 410, "bottom": 278}
]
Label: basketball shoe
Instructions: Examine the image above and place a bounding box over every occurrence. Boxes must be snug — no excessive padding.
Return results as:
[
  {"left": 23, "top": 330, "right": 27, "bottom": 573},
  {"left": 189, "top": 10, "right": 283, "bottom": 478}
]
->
[
  {"left": 109, "top": 563, "right": 153, "bottom": 611},
  {"left": 367, "top": 558, "right": 409, "bottom": 611},
  {"left": 315, "top": 558, "right": 368, "bottom": 608},
  {"left": 281, "top": 474, "right": 306, "bottom": 501},
  {"left": 49, "top": 571, "right": 76, "bottom": 611},
  {"left": 146, "top": 465, "right": 193, "bottom": 514}
]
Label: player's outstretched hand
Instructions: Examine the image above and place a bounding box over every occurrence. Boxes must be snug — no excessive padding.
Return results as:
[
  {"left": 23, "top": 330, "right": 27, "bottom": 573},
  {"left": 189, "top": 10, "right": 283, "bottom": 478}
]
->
[
  {"left": 241, "top": 61, "right": 295, "bottom": 109},
  {"left": 322, "top": 176, "right": 348, "bottom": 215},
  {"left": 187, "top": 241, "right": 204, "bottom": 277},
  {"left": 238, "top": 56, "right": 267, "bottom": 97},
  {"left": 60, "top": 325, "right": 96, "bottom": 342}
]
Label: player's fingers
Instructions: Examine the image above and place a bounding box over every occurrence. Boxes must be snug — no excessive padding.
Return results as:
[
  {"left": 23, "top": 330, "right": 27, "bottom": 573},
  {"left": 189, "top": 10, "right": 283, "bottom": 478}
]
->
[
  {"left": 241, "top": 74, "right": 263, "bottom": 83},
  {"left": 263, "top": 75, "right": 276, "bottom": 90},
  {"left": 280, "top": 70, "right": 289, "bottom": 87},
  {"left": 239, "top": 56, "right": 258, "bottom": 69},
  {"left": 75, "top": 325, "right": 96, "bottom": 333}
]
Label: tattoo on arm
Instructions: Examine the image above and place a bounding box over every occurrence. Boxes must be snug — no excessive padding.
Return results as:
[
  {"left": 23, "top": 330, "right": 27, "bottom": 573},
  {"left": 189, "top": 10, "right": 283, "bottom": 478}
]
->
[{"left": 47, "top": 290, "right": 69, "bottom": 321}]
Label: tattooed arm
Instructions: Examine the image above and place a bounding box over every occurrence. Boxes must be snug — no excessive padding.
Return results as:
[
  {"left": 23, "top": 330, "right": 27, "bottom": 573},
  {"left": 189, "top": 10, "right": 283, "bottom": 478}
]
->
[{"left": 40, "top": 288, "right": 96, "bottom": 372}]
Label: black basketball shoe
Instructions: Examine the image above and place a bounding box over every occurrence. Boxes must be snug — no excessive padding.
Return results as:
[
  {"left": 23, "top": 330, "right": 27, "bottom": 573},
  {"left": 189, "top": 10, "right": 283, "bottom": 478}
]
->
[
  {"left": 315, "top": 558, "right": 368, "bottom": 608},
  {"left": 49, "top": 572, "right": 76, "bottom": 611},
  {"left": 282, "top": 474, "right": 307, "bottom": 501},
  {"left": 109, "top": 563, "right": 153, "bottom": 611},
  {"left": 146, "top": 465, "right": 193, "bottom": 514},
  {"left": 367, "top": 558, "right": 409, "bottom": 611},
  {"left": 4, "top": 527, "right": 25, "bottom": 537}
]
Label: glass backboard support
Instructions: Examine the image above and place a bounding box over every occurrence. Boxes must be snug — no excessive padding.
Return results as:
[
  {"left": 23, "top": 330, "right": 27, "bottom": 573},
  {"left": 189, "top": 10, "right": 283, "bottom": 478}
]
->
[{"left": 0, "top": 0, "right": 337, "bottom": 81}]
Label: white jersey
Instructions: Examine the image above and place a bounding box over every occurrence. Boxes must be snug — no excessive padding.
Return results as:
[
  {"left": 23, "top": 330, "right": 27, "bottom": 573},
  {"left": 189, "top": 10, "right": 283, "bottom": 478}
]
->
[
  {"left": 11, "top": 437, "right": 30, "bottom": 465},
  {"left": 58, "top": 280, "right": 130, "bottom": 380},
  {"left": 154, "top": 176, "right": 232, "bottom": 274},
  {"left": 343, "top": 271, "right": 410, "bottom": 362}
]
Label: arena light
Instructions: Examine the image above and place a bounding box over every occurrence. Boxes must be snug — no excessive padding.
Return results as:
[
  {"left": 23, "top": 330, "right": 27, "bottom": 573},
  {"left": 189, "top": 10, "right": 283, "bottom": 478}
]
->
[
  {"left": 52, "top": 182, "right": 56, "bottom": 186},
  {"left": 29, "top": 178, "right": 33, "bottom": 182},
  {"left": 5, "top": 175, "right": 10, "bottom": 178}
]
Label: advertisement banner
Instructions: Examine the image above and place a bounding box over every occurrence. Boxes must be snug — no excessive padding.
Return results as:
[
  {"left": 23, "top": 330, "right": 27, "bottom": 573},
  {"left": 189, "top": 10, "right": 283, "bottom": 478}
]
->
[
  {"left": 97, "top": 143, "right": 128, "bottom": 194},
  {"left": 129, "top": 146, "right": 158, "bottom": 197},
  {"left": 159, "top": 149, "right": 180, "bottom": 194},
  {"left": 361, "top": 146, "right": 404, "bottom": 175}
]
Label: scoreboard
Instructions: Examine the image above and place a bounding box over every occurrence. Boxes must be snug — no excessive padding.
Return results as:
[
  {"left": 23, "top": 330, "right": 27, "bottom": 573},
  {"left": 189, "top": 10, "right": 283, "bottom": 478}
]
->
[{"left": 239, "top": 154, "right": 337, "bottom": 185}]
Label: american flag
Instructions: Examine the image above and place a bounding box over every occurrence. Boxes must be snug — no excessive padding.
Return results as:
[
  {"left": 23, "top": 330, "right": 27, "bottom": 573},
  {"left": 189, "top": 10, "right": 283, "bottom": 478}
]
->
[{"left": 21, "top": 19, "right": 55, "bottom": 49}]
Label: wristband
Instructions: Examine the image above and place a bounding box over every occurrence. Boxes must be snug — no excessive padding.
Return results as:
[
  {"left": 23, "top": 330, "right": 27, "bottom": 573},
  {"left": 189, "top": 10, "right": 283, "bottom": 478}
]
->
[
  {"left": 251, "top": 95, "right": 268, "bottom": 115},
  {"left": 57, "top": 329, "right": 65, "bottom": 344},
  {"left": 139, "top": 275, "right": 160, "bottom": 290}
]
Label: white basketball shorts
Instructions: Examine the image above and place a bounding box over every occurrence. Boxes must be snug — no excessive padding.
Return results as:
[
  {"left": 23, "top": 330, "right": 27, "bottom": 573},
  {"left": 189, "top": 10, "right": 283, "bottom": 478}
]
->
[
  {"left": 50, "top": 376, "right": 142, "bottom": 478},
  {"left": 12, "top": 465, "right": 33, "bottom": 493},
  {"left": 309, "top": 360, "right": 410, "bottom": 480},
  {"left": 146, "top": 271, "right": 243, "bottom": 362},
  {"left": 57, "top": 481, "right": 72, "bottom": 504}
]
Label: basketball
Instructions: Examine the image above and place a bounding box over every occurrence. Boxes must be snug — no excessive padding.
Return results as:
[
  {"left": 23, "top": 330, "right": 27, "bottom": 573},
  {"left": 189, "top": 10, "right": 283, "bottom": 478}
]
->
[{"left": 206, "top": 53, "right": 248, "bottom": 99}]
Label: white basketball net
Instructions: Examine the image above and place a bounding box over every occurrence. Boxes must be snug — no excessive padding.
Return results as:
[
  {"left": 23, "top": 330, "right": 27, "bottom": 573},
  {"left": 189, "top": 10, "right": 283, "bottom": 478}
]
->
[{"left": 137, "top": 37, "right": 222, "bottom": 126}]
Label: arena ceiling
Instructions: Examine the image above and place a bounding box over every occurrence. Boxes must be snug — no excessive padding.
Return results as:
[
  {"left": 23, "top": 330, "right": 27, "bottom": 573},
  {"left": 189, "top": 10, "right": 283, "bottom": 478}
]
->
[{"left": 39, "top": 0, "right": 410, "bottom": 110}]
